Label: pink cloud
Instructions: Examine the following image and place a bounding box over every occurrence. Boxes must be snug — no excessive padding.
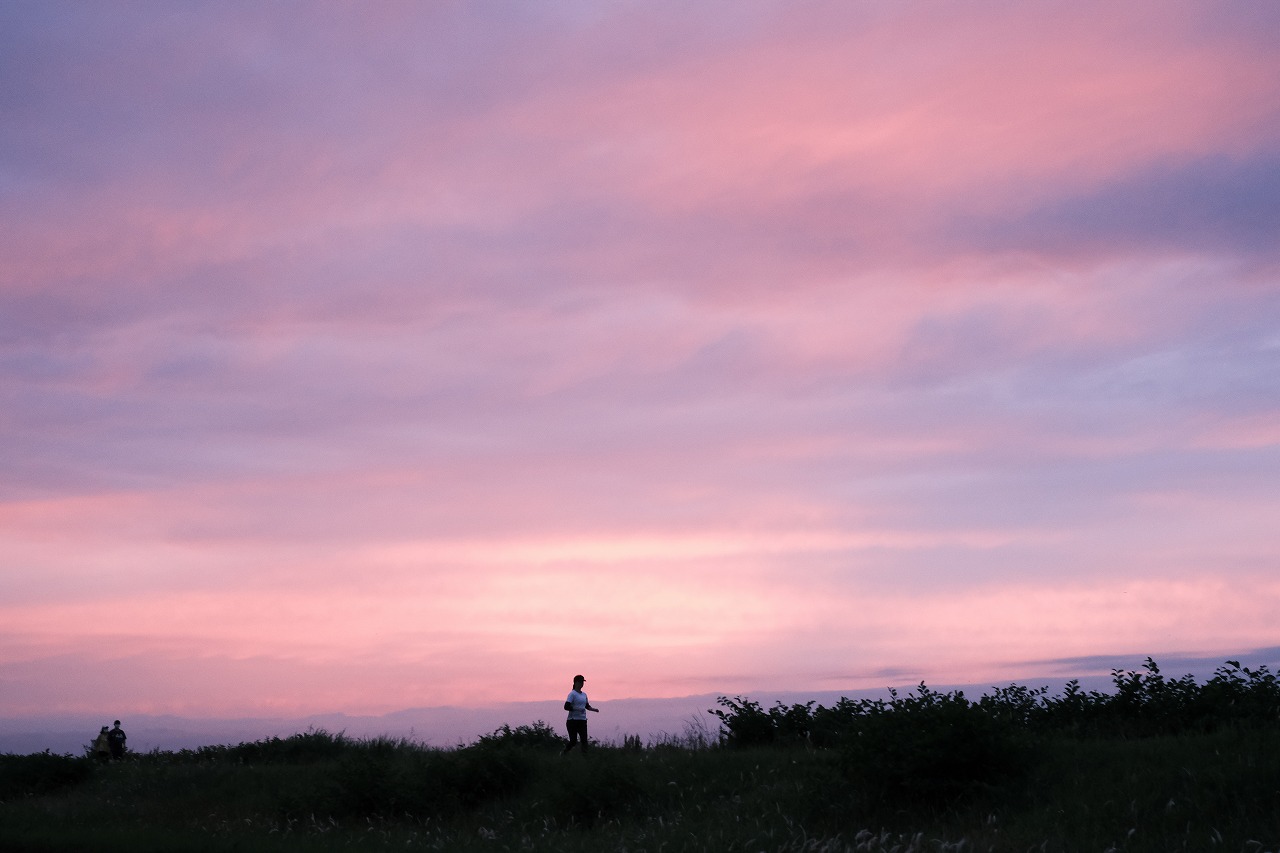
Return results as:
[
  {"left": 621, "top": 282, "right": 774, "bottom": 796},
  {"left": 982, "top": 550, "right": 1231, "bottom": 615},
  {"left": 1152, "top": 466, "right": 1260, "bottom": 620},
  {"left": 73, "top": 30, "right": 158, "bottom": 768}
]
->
[
  {"left": 3, "top": 2, "right": 1279, "bottom": 723},
  {"left": 9, "top": 0, "right": 1276, "bottom": 322},
  {"left": 4, "top": 560, "right": 1274, "bottom": 716}
]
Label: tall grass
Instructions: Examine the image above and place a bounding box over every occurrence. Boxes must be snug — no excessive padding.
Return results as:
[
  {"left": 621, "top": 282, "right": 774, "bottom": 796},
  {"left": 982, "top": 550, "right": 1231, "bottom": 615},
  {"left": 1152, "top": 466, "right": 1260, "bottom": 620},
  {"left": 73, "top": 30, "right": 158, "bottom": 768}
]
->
[{"left": 2, "top": 659, "right": 1277, "bottom": 852}]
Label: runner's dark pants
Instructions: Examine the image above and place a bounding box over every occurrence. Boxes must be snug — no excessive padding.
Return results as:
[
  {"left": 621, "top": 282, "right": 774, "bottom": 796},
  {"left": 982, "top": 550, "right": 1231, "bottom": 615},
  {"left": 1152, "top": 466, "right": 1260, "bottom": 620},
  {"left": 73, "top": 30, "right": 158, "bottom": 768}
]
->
[{"left": 564, "top": 719, "right": 588, "bottom": 752}]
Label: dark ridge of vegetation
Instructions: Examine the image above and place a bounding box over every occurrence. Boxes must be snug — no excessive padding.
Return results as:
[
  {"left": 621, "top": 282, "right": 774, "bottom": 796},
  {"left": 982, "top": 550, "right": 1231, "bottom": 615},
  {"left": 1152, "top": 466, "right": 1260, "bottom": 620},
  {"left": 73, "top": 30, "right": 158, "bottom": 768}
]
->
[
  {"left": 707, "top": 658, "right": 1280, "bottom": 810},
  {"left": 1, "top": 658, "right": 1277, "bottom": 852},
  {"left": 175, "top": 728, "right": 357, "bottom": 765},
  {"left": 0, "top": 749, "right": 94, "bottom": 800},
  {"left": 710, "top": 657, "right": 1280, "bottom": 749},
  {"left": 471, "top": 719, "right": 564, "bottom": 750}
]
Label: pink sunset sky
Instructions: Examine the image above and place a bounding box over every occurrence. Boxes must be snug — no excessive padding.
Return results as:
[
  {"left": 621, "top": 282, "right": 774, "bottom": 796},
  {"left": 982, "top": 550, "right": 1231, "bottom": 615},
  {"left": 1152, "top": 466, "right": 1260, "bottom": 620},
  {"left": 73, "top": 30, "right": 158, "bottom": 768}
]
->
[{"left": 2, "top": 1, "right": 1279, "bottom": 724}]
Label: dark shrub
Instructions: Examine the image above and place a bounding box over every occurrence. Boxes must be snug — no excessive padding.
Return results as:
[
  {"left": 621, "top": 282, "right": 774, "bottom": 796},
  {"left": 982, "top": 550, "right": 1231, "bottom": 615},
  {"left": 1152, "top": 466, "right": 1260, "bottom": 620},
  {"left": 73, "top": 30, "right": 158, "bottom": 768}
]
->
[
  {"left": 442, "top": 747, "right": 533, "bottom": 809},
  {"left": 198, "top": 729, "right": 350, "bottom": 765},
  {"left": 545, "top": 754, "right": 646, "bottom": 827},
  {"left": 321, "top": 742, "right": 533, "bottom": 819},
  {"left": 839, "top": 685, "right": 1034, "bottom": 807},
  {"left": 709, "top": 696, "right": 776, "bottom": 747},
  {"left": 472, "top": 720, "right": 564, "bottom": 750},
  {"left": 0, "top": 751, "right": 93, "bottom": 799}
]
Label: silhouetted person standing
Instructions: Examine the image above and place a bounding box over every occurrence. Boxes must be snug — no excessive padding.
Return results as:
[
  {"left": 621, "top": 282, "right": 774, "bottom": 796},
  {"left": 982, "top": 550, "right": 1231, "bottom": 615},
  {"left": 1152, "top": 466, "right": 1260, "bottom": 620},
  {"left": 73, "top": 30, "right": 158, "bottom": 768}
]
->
[
  {"left": 92, "top": 726, "right": 111, "bottom": 761},
  {"left": 561, "top": 674, "right": 598, "bottom": 754},
  {"left": 107, "top": 720, "right": 127, "bottom": 760}
]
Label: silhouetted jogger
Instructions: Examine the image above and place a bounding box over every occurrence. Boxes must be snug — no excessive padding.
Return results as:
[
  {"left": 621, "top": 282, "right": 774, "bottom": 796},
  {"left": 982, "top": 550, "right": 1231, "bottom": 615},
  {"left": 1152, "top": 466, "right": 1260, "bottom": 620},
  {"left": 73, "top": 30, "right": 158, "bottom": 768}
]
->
[{"left": 561, "top": 674, "right": 598, "bottom": 754}]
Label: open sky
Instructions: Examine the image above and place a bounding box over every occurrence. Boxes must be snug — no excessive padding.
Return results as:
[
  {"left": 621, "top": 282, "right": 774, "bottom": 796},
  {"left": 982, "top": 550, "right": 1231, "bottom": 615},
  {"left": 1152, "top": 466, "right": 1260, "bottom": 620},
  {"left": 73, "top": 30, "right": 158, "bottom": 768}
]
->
[{"left": 3, "top": 1, "right": 1279, "bottom": 722}]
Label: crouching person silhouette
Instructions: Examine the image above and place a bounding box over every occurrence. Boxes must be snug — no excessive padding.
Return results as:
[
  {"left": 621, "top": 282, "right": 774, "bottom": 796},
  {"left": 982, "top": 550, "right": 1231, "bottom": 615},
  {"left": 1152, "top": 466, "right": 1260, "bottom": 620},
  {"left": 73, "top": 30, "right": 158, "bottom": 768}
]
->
[{"left": 561, "top": 674, "right": 598, "bottom": 754}]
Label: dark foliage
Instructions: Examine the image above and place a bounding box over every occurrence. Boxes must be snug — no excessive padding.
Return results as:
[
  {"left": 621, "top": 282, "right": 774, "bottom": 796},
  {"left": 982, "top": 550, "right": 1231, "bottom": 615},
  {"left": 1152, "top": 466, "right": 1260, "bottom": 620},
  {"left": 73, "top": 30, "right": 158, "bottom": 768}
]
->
[
  {"left": 0, "top": 751, "right": 93, "bottom": 800},
  {"left": 3, "top": 657, "right": 1276, "bottom": 851},
  {"left": 709, "top": 658, "right": 1280, "bottom": 749},
  {"left": 471, "top": 720, "right": 565, "bottom": 750},
  {"left": 1033, "top": 658, "right": 1280, "bottom": 736},
  {"left": 707, "top": 658, "right": 1280, "bottom": 807},
  {"left": 318, "top": 743, "right": 534, "bottom": 819},
  {"left": 708, "top": 696, "right": 829, "bottom": 747},
  {"left": 708, "top": 696, "right": 776, "bottom": 747},
  {"left": 544, "top": 753, "right": 647, "bottom": 827},
  {"left": 839, "top": 685, "right": 1034, "bottom": 806},
  {"left": 180, "top": 729, "right": 352, "bottom": 765}
]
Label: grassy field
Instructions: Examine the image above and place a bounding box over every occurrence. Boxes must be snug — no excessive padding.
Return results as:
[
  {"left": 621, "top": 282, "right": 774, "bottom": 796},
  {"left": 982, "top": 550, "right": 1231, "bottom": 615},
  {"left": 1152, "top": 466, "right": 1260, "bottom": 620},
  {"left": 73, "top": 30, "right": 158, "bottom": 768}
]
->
[{"left": 2, "top": 661, "right": 1278, "bottom": 852}]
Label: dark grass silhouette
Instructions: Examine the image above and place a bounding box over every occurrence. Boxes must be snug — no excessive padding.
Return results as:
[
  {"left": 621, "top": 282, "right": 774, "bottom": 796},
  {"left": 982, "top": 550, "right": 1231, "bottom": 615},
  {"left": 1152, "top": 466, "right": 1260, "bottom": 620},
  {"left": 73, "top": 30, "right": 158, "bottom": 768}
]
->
[{"left": 1, "top": 659, "right": 1277, "bottom": 852}]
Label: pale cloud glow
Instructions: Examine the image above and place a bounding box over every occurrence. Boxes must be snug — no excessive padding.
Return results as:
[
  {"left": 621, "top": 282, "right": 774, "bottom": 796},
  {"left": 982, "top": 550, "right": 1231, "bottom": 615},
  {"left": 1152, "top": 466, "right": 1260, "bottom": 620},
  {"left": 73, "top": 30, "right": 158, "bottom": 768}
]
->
[{"left": 2, "top": 1, "right": 1278, "bottom": 725}]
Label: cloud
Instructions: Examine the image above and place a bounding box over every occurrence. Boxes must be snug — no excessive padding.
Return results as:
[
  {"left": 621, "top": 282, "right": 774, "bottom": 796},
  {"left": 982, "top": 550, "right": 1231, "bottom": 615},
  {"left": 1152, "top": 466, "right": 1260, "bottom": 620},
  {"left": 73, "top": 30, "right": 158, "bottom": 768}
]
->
[
  {"left": 2, "top": 1, "right": 1279, "bottom": 718},
  {"left": 966, "top": 154, "right": 1280, "bottom": 260},
  {"left": 1029, "top": 646, "right": 1280, "bottom": 681}
]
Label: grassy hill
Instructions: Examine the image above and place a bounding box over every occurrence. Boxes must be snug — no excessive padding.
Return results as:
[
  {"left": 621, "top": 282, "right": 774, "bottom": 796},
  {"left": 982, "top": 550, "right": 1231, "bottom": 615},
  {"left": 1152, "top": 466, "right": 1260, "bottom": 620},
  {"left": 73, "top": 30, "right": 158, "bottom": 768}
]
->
[{"left": 2, "top": 659, "right": 1277, "bottom": 852}]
